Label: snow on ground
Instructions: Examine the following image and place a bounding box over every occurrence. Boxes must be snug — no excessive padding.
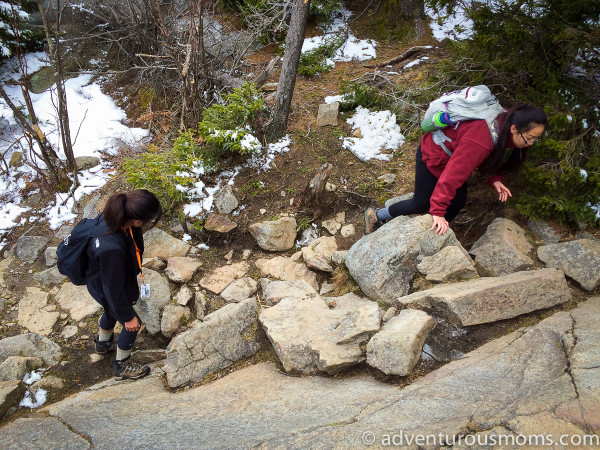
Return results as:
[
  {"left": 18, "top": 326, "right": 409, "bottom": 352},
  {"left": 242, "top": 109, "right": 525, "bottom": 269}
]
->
[
  {"left": 425, "top": 4, "right": 474, "bottom": 41},
  {"left": 0, "top": 52, "right": 151, "bottom": 241},
  {"left": 301, "top": 7, "right": 377, "bottom": 67},
  {"left": 342, "top": 107, "right": 406, "bottom": 162}
]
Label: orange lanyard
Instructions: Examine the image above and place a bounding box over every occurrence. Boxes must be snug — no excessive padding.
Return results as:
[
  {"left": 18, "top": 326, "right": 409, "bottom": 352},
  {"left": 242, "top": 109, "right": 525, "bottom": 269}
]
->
[{"left": 124, "top": 227, "right": 144, "bottom": 282}]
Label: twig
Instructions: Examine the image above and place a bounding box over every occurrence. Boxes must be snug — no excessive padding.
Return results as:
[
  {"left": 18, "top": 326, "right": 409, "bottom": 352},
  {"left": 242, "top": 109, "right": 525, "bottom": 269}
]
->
[
  {"left": 343, "top": 190, "right": 375, "bottom": 199},
  {"left": 363, "top": 46, "right": 433, "bottom": 68}
]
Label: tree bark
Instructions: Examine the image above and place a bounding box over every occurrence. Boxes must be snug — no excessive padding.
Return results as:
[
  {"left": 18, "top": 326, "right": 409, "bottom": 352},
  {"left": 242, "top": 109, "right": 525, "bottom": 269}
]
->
[
  {"left": 297, "top": 163, "right": 333, "bottom": 219},
  {"left": 265, "top": 0, "right": 310, "bottom": 142}
]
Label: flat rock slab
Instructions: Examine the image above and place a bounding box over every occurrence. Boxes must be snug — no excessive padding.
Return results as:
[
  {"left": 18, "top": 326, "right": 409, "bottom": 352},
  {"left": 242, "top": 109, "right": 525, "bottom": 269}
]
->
[
  {"left": 346, "top": 214, "right": 464, "bottom": 303},
  {"left": 366, "top": 309, "right": 434, "bottom": 376},
  {"left": 33, "top": 266, "right": 67, "bottom": 286},
  {"left": 164, "top": 299, "right": 261, "bottom": 387},
  {"left": 537, "top": 239, "right": 600, "bottom": 291},
  {"left": 199, "top": 262, "right": 250, "bottom": 294},
  {"left": 262, "top": 279, "right": 318, "bottom": 306},
  {"left": 204, "top": 213, "right": 237, "bottom": 233},
  {"left": 248, "top": 217, "right": 297, "bottom": 251},
  {"left": 220, "top": 277, "right": 257, "bottom": 303},
  {"left": 255, "top": 256, "right": 319, "bottom": 291},
  {"left": 398, "top": 268, "right": 571, "bottom": 326},
  {"left": 417, "top": 245, "right": 478, "bottom": 282},
  {"left": 0, "top": 333, "right": 62, "bottom": 365},
  {"left": 16, "top": 236, "right": 49, "bottom": 264},
  {"left": 56, "top": 283, "right": 102, "bottom": 321},
  {"left": 164, "top": 256, "right": 202, "bottom": 283},
  {"left": 317, "top": 102, "right": 339, "bottom": 127},
  {"left": 470, "top": 218, "right": 534, "bottom": 276},
  {"left": 259, "top": 293, "right": 381, "bottom": 374},
  {"left": 18, "top": 287, "right": 60, "bottom": 336},
  {"left": 0, "top": 417, "right": 90, "bottom": 449},
  {"left": 142, "top": 228, "right": 190, "bottom": 259},
  {"left": 37, "top": 298, "right": 600, "bottom": 447}
]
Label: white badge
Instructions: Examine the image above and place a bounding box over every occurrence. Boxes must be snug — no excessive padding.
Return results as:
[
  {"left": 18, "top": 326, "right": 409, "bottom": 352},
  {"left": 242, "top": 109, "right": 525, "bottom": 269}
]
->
[{"left": 140, "top": 284, "right": 151, "bottom": 299}]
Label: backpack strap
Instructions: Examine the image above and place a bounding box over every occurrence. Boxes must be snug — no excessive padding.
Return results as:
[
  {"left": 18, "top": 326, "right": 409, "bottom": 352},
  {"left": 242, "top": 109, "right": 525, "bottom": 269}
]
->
[{"left": 432, "top": 129, "right": 454, "bottom": 157}]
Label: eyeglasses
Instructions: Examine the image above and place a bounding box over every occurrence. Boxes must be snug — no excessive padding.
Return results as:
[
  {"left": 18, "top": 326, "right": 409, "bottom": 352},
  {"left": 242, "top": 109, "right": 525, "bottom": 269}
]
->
[{"left": 519, "top": 131, "right": 542, "bottom": 145}]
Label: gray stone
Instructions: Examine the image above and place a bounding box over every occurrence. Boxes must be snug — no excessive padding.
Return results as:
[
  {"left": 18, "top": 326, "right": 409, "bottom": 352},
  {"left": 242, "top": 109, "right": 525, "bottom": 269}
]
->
[
  {"left": 537, "top": 239, "right": 600, "bottom": 291},
  {"left": 417, "top": 245, "right": 478, "bottom": 282},
  {"left": 16, "top": 235, "right": 49, "bottom": 264},
  {"left": 0, "top": 356, "right": 43, "bottom": 382},
  {"left": 23, "top": 299, "right": 599, "bottom": 448},
  {"left": 262, "top": 82, "right": 278, "bottom": 92},
  {"left": 0, "top": 333, "right": 62, "bottom": 365},
  {"left": 398, "top": 268, "right": 571, "bottom": 326},
  {"left": 377, "top": 173, "right": 396, "bottom": 185},
  {"left": 321, "top": 212, "right": 345, "bottom": 236},
  {"left": 60, "top": 326, "right": 78, "bottom": 340},
  {"left": 340, "top": 224, "right": 355, "bottom": 238},
  {"left": 56, "top": 283, "right": 102, "bottom": 321},
  {"left": 204, "top": 213, "right": 237, "bottom": 233},
  {"left": 82, "top": 193, "right": 101, "bottom": 219},
  {"left": 36, "top": 375, "right": 65, "bottom": 390},
  {"left": 55, "top": 225, "right": 74, "bottom": 240},
  {"left": 300, "top": 236, "right": 338, "bottom": 273},
  {"left": 255, "top": 256, "right": 319, "bottom": 292},
  {"left": 18, "top": 287, "right": 60, "bottom": 335},
  {"left": 75, "top": 156, "right": 100, "bottom": 171},
  {"left": 33, "top": 266, "right": 67, "bottom": 286},
  {"left": 366, "top": 309, "right": 434, "bottom": 375},
  {"left": 248, "top": 217, "right": 297, "bottom": 251},
  {"left": 214, "top": 185, "right": 238, "bottom": 215},
  {"left": 0, "top": 417, "right": 90, "bottom": 449},
  {"left": 0, "top": 380, "right": 25, "bottom": 419},
  {"left": 160, "top": 304, "right": 192, "bottom": 338},
  {"left": 44, "top": 247, "right": 58, "bottom": 266},
  {"left": 194, "top": 291, "right": 207, "bottom": 320},
  {"left": 220, "top": 277, "right": 258, "bottom": 303},
  {"left": 259, "top": 293, "right": 381, "bottom": 374},
  {"left": 199, "top": 262, "right": 250, "bottom": 294},
  {"left": 174, "top": 286, "right": 194, "bottom": 306},
  {"left": 169, "top": 217, "right": 185, "bottom": 234},
  {"left": 164, "top": 256, "right": 202, "bottom": 283},
  {"left": 164, "top": 298, "right": 261, "bottom": 387},
  {"left": 346, "top": 215, "right": 464, "bottom": 304},
  {"left": 317, "top": 102, "right": 339, "bottom": 127},
  {"left": 384, "top": 192, "right": 413, "bottom": 209},
  {"left": 331, "top": 250, "right": 347, "bottom": 266},
  {"left": 528, "top": 219, "right": 562, "bottom": 244},
  {"left": 133, "top": 268, "right": 171, "bottom": 335},
  {"left": 470, "top": 218, "right": 534, "bottom": 276},
  {"left": 21, "top": 192, "right": 42, "bottom": 207},
  {"left": 262, "top": 280, "right": 318, "bottom": 306},
  {"left": 142, "top": 228, "right": 190, "bottom": 259},
  {"left": 142, "top": 257, "right": 166, "bottom": 271}
]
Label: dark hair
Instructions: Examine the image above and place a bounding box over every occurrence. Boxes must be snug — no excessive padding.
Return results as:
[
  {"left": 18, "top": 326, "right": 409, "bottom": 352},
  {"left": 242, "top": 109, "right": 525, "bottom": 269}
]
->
[
  {"left": 103, "top": 189, "right": 163, "bottom": 233},
  {"left": 480, "top": 103, "right": 547, "bottom": 176}
]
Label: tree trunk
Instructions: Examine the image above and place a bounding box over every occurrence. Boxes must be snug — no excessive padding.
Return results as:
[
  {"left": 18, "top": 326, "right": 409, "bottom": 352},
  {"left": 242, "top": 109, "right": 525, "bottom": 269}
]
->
[
  {"left": 265, "top": 0, "right": 310, "bottom": 142},
  {"left": 297, "top": 163, "right": 333, "bottom": 219}
]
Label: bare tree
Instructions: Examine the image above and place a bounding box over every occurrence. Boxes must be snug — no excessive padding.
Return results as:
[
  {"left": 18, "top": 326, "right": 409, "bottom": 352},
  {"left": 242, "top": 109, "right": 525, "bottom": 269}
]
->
[{"left": 265, "top": 0, "right": 310, "bottom": 142}]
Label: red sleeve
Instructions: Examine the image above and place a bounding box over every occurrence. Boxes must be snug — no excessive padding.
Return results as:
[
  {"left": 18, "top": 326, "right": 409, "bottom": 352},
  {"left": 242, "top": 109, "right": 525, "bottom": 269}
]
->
[
  {"left": 485, "top": 175, "right": 504, "bottom": 186},
  {"left": 429, "top": 139, "right": 492, "bottom": 217}
]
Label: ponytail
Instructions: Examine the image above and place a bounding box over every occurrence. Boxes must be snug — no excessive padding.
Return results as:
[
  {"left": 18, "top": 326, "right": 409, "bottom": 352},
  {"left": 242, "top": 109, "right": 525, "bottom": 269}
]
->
[
  {"left": 103, "top": 189, "right": 163, "bottom": 233},
  {"left": 480, "top": 103, "right": 547, "bottom": 176}
]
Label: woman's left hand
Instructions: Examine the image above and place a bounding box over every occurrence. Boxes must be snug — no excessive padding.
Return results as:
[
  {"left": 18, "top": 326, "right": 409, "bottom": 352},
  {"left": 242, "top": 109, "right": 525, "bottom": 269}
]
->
[{"left": 492, "top": 181, "right": 512, "bottom": 202}]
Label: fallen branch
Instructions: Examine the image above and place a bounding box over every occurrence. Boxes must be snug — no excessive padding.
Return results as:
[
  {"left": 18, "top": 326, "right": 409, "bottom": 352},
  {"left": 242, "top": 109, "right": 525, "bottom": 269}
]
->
[{"left": 363, "top": 45, "right": 432, "bottom": 68}]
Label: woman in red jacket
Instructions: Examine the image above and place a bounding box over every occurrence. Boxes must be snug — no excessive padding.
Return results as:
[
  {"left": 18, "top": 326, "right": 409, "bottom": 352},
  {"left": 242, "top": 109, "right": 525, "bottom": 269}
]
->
[{"left": 364, "top": 103, "right": 546, "bottom": 235}]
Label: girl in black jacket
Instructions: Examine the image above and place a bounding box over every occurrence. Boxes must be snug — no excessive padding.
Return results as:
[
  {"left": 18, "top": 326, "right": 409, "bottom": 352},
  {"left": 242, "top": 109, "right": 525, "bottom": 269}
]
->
[{"left": 87, "top": 189, "right": 162, "bottom": 380}]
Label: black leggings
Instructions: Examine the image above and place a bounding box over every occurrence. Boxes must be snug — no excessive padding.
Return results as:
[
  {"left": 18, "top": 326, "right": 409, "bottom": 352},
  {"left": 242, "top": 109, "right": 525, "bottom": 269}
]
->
[{"left": 388, "top": 145, "right": 467, "bottom": 222}]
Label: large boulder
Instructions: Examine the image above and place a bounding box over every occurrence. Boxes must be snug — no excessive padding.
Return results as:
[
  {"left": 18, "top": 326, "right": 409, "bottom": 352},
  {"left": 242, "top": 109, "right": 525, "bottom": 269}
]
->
[
  {"left": 469, "top": 218, "right": 534, "bottom": 276},
  {"left": 398, "top": 268, "right": 571, "bottom": 326},
  {"left": 18, "top": 287, "right": 60, "bottom": 336},
  {"left": 416, "top": 245, "right": 478, "bottom": 282},
  {"left": 255, "top": 257, "right": 319, "bottom": 291},
  {"left": 142, "top": 228, "right": 190, "bottom": 259},
  {"left": 259, "top": 293, "right": 381, "bottom": 374},
  {"left": 537, "top": 239, "right": 600, "bottom": 291},
  {"left": 366, "top": 309, "right": 434, "bottom": 376},
  {"left": 0, "top": 333, "right": 62, "bottom": 365},
  {"left": 248, "top": 217, "right": 297, "bottom": 252},
  {"left": 0, "top": 417, "right": 90, "bottom": 449},
  {"left": 164, "top": 298, "right": 261, "bottom": 387},
  {"left": 133, "top": 268, "right": 171, "bottom": 335},
  {"left": 199, "top": 262, "right": 250, "bottom": 294},
  {"left": 16, "top": 236, "right": 49, "bottom": 264},
  {"left": 346, "top": 215, "right": 464, "bottom": 304},
  {"left": 55, "top": 283, "right": 102, "bottom": 321}
]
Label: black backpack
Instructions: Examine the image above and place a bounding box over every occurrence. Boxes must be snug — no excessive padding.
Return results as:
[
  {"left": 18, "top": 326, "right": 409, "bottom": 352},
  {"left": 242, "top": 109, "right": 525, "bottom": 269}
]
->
[{"left": 56, "top": 215, "right": 123, "bottom": 285}]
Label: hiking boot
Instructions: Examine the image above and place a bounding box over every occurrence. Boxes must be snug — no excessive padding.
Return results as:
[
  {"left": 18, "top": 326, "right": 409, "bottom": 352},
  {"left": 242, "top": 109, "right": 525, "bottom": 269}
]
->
[
  {"left": 113, "top": 356, "right": 150, "bottom": 381},
  {"left": 363, "top": 208, "right": 380, "bottom": 235},
  {"left": 94, "top": 333, "right": 115, "bottom": 354}
]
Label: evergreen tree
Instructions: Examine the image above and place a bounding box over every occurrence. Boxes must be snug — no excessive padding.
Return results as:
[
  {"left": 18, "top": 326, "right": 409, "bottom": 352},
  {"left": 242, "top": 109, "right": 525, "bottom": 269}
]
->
[{"left": 0, "top": 0, "right": 39, "bottom": 59}]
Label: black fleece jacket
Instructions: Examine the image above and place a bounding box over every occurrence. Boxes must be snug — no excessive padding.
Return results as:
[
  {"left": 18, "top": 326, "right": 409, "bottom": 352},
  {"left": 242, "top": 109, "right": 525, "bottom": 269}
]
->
[{"left": 85, "top": 214, "right": 144, "bottom": 323}]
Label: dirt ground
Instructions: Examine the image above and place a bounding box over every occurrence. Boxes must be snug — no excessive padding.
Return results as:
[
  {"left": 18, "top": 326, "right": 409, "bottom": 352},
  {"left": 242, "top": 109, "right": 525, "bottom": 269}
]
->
[{"left": 1, "top": 1, "right": 598, "bottom": 425}]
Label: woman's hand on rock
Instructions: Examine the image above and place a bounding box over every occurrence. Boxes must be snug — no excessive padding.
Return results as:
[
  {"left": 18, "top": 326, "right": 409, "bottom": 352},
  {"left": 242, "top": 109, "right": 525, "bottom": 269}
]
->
[{"left": 431, "top": 215, "right": 449, "bottom": 235}]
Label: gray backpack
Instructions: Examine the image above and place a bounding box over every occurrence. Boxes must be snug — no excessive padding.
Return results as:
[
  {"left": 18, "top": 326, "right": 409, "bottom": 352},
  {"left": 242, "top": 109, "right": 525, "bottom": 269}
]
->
[{"left": 421, "top": 85, "right": 505, "bottom": 156}]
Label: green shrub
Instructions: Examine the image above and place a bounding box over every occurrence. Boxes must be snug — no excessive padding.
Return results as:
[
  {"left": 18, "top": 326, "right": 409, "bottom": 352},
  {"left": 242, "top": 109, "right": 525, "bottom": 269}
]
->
[
  {"left": 298, "top": 35, "right": 345, "bottom": 76},
  {"left": 339, "top": 82, "right": 386, "bottom": 112}
]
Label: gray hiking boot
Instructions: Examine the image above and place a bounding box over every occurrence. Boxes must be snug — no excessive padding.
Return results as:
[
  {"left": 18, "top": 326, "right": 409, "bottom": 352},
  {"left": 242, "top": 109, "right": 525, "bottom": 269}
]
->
[
  {"left": 113, "top": 356, "right": 150, "bottom": 381},
  {"left": 94, "top": 333, "right": 115, "bottom": 354},
  {"left": 363, "top": 208, "right": 381, "bottom": 235}
]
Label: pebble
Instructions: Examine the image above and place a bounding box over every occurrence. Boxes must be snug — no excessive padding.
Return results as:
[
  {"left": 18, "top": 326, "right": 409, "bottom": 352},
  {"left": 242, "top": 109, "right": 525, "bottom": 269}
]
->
[
  {"left": 260, "top": 209, "right": 267, "bottom": 215},
  {"left": 80, "top": 335, "right": 90, "bottom": 340}
]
